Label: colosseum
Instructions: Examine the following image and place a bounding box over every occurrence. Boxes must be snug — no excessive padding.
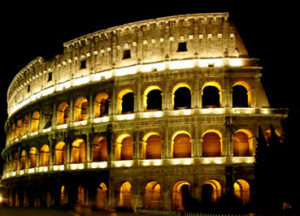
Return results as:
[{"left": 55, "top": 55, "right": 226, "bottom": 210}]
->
[{"left": 1, "top": 12, "right": 286, "bottom": 211}]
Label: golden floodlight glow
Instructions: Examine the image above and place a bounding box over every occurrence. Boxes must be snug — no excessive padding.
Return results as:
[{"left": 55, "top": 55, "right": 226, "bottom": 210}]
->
[
  {"left": 70, "top": 163, "right": 84, "bottom": 170},
  {"left": 114, "top": 160, "right": 133, "bottom": 167},
  {"left": 115, "top": 113, "right": 135, "bottom": 121},
  {"left": 141, "top": 159, "right": 162, "bottom": 166},
  {"left": 53, "top": 165, "right": 65, "bottom": 171},
  {"left": 171, "top": 158, "right": 193, "bottom": 165},
  {"left": 90, "top": 162, "right": 108, "bottom": 169},
  {"left": 229, "top": 58, "right": 243, "bottom": 67}
]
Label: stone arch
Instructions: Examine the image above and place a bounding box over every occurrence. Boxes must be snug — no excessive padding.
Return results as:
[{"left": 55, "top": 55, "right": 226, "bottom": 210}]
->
[
  {"left": 74, "top": 97, "right": 88, "bottom": 121},
  {"left": 172, "top": 83, "right": 191, "bottom": 109},
  {"left": 57, "top": 102, "right": 69, "bottom": 125},
  {"left": 40, "top": 144, "right": 49, "bottom": 166},
  {"left": 13, "top": 152, "right": 18, "bottom": 171},
  {"left": 77, "top": 185, "right": 85, "bottom": 205},
  {"left": 143, "top": 133, "right": 162, "bottom": 159},
  {"left": 233, "top": 179, "right": 250, "bottom": 204},
  {"left": 201, "top": 179, "right": 222, "bottom": 202},
  {"left": 172, "top": 180, "right": 191, "bottom": 210},
  {"left": 202, "top": 130, "right": 222, "bottom": 157},
  {"left": 16, "top": 119, "right": 22, "bottom": 137},
  {"left": 144, "top": 86, "right": 162, "bottom": 110},
  {"left": 117, "top": 89, "right": 134, "bottom": 114},
  {"left": 232, "top": 81, "right": 251, "bottom": 107},
  {"left": 144, "top": 181, "right": 162, "bottom": 209},
  {"left": 29, "top": 147, "right": 37, "bottom": 168},
  {"left": 23, "top": 115, "right": 29, "bottom": 135},
  {"left": 94, "top": 92, "right": 109, "bottom": 117},
  {"left": 31, "top": 111, "right": 40, "bottom": 132},
  {"left": 118, "top": 181, "right": 132, "bottom": 208},
  {"left": 96, "top": 182, "right": 108, "bottom": 209},
  {"left": 71, "top": 138, "right": 86, "bottom": 163},
  {"left": 20, "top": 150, "right": 26, "bottom": 170},
  {"left": 92, "top": 136, "right": 108, "bottom": 161},
  {"left": 115, "top": 134, "right": 133, "bottom": 160},
  {"left": 233, "top": 129, "right": 253, "bottom": 156},
  {"left": 60, "top": 185, "right": 66, "bottom": 206},
  {"left": 172, "top": 131, "right": 191, "bottom": 158},
  {"left": 202, "top": 82, "right": 222, "bottom": 108},
  {"left": 55, "top": 142, "right": 66, "bottom": 165}
]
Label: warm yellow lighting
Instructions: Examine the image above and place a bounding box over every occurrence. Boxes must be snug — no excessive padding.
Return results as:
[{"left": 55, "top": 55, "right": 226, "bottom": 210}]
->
[
  {"left": 229, "top": 58, "right": 243, "bottom": 67},
  {"left": 93, "top": 116, "right": 110, "bottom": 123},
  {"left": 115, "top": 65, "right": 137, "bottom": 76},
  {"left": 72, "top": 120, "right": 88, "bottom": 127},
  {"left": 200, "top": 157, "right": 225, "bottom": 164},
  {"left": 141, "top": 159, "right": 162, "bottom": 166},
  {"left": 57, "top": 124, "right": 68, "bottom": 129},
  {"left": 90, "top": 162, "right": 108, "bottom": 169},
  {"left": 142, "top": 111, "right": 163, "bottom": 118},
  {"left": 70, "top": 163, "right": 84, "bottom": 170},
  {"left": 169, "top": 60, "right": 195, "bottom": 70},
  {"left": 115, "top": 113, "right": 135, "bottom": 121},
  {"left": 38, "top": 166, "right": 48, "bottom": 172},
  {"left": 42, "top": 86, "right": 55, "bottom": 96},
  {"left": 19, "top": 170, "right": 25, "bottom": 175},
  {"left": 199, "top": 59, "right": 223, "bottom": 67},
  {"left": 53, "top": 164, "right": 65, "bottom": 171},
  {"left": 42, "top": 128, "right": 52, "bottom": 133},
  {"left": 171, "top": 158, "right": 193, "bottom": 165},
  {"left": 73, "top": 76, "right": 89, "bottom": 86},
  {"left": 0, "top": 195, "right": 3, "bottom": 202},
  {"left": 114, "top": 160, "right": 133, "bottom": 167},
  {"left": 28, "top": 168, "right": 35, "bottom": 174},
  {"left": 232, "top": 157, "right": 255, "bottom": 164},
  {"left": 232, "top": 108, "right": 255, "bottom": 114},
  {"left": 57, "top": 81, "right": 71, "bottom": 91},
  {"left": 200, "top": 108, "right": 225, "bottom": 114},
  {"left": 260, "top": 108, "right": 270, "bottom": 115},
  {"left": 141, "top": 62, "right": 165, "bottom": 72}
]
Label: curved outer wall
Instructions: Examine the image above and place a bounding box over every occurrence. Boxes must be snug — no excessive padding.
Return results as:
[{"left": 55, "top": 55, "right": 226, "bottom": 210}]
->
[{"left": 2, "top": 13, "right": 286, "bottom": 210}]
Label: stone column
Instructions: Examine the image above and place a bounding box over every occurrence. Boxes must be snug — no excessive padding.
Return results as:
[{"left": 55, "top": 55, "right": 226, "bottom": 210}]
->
[{"left": 48, "top": 136, "right": 53, "bottom": 167}]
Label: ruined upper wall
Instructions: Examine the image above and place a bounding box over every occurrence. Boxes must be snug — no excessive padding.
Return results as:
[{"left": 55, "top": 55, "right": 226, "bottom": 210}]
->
[{"left": 7, "top": 12, "right": 251, "bottom": 116}]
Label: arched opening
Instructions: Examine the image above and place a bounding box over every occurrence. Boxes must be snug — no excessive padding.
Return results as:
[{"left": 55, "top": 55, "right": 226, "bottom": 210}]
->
[
  {"left": 13, "top": 152, "right": 18, "bottom": 171},
  {"left": 144, "top": 86, "right": 162, "bottom": 110},
  {"left": 201, "top": 180, "right": 222, "bottom": 203},
  {"left": 265, "top": 129, "right": 281, "bottom": 141},
  {"left": 94, "top": 93, "right": 109, "bottom": 118},
  {"left": 92, "top": 136, "right": 108, "bottom": 162},
  {"left": 202, "top": 84, "right": 221, "bottom": 108},
  {"left": 173, "top": 85, "right": 191, "bottom": 109},
  {"left": 57, "top": 102, "right": 69, "bottom": 125},
  {"left": 20, "top": 150, "right": 26, "bottom": 170},
  {"left": 233, "top": 85, "right": 249, "bottom": 107},
  {"left": 122, "top": 93, "right": 134, "bottom": 114},
  {"left": 74, "top": 97, "right": 88, "bottom": 121},
  {"left": 117, "top": 89, "right": 134, "bottom": 114},
  {"left": 116, "top": 135, "right": 133, "bottom": 160},
  {"left": 118, "top": 181, "right": 132, "bottom": 208},
  {"left": 71, "top": 139, "right": 86, "bottom": 163},
  {"left": 173, "top": 133, "right": 191, "bottom": 158},
  {"left": 31, "top": 111, "right": 40, "bottom": 132},
  {"left": 11, "top": 123, "right": 16, "bottom": 140},
  {"left": 55, "top": 142, "right": 66, "bottom": 165},
  {"left": 96, "top": 183, "right": 107, "bottom": 209},
  {"left": 233, "top": 179, "right": 250, "bottom": 204},
  {"left": 144, "top": 134, "right": 161, "bottom": 159},
  {"left": 172, "top": 181, "right": 190, "bottom": 210},
  {"left": 29, "top": 147, "right": 37, "bottom": 168},
  {"left": 144, "top": 181, "right": 162, "bottom": 209},
  {"left": 16, "top": 119, "right": 22, "bottom": 137},
  {"left": 77, "top": 186, "right": 85, "bottom": 205},
  {"left": 23, "top": 115, "right": 29, "bottom": 135},
  {"left": 233, "top": 130, "right": 253, "bottom": 156},
  {"left": 60, "top": 185, "right": 66, "bottom": 206},
  {"left": 40, "top": 145, "right": 49, "bottom": 166},
  {"left": 202, "top": 131, "right": 222, "bottom": 157}
]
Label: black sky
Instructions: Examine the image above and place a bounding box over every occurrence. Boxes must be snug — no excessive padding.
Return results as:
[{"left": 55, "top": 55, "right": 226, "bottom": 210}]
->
[{"left": 1, "top": 1, "right": 299, "bottom": 160}]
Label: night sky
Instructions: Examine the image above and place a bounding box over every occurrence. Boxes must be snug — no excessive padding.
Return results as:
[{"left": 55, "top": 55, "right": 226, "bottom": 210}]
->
[{"left": 1, "top": 2, "right": 299, "bottom": 168}]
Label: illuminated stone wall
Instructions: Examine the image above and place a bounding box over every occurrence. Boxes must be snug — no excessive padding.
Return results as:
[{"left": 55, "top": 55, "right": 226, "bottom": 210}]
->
[{"left": 2, "top": 13, "right": 286, "bottom": 210}]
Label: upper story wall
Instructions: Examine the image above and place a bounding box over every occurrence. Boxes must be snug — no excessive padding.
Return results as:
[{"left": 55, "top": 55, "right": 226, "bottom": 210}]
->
[{"left": 7, "top": 12, "right": 250, "bottom": 117}]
